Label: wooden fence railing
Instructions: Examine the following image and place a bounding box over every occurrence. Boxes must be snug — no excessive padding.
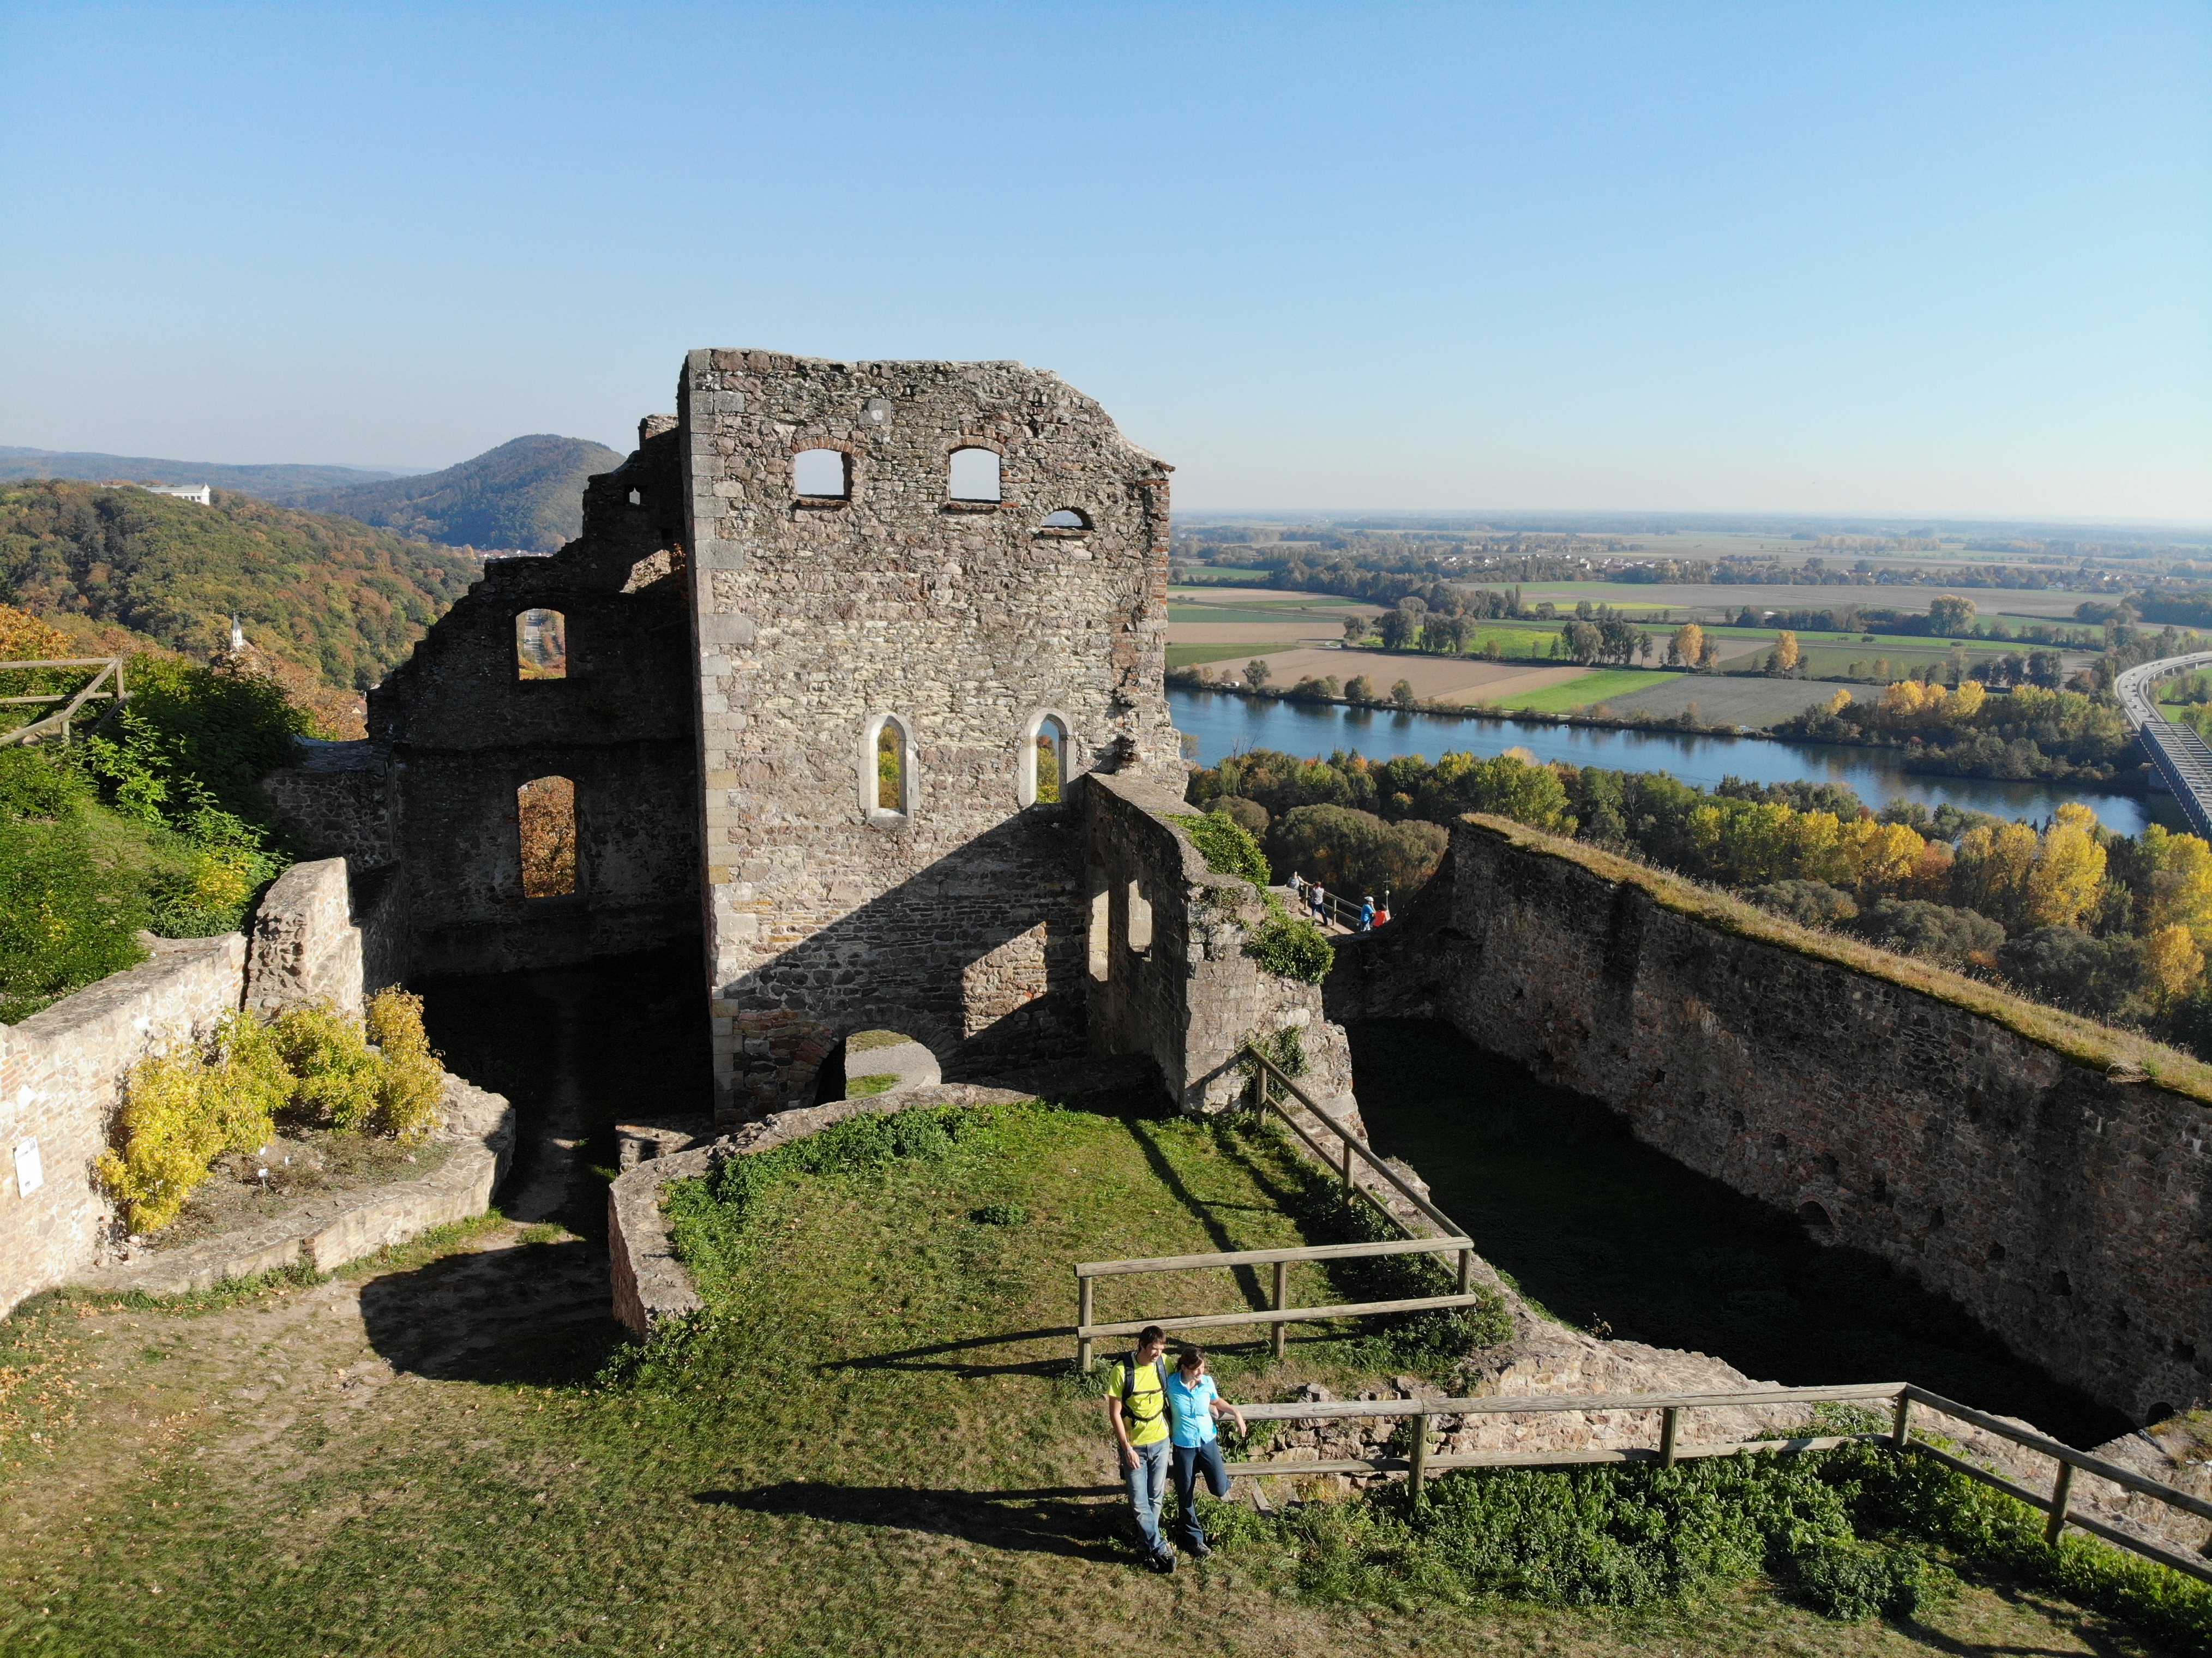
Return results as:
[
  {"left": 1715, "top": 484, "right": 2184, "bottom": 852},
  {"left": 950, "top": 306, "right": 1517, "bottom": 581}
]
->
[
  {"left": 1, "top": 657, "right": 125, "bottom": 747},
  {"left": 1072, "top": 1046, "right": 1481, "bottom": 1370},
  {"left": 1075, "top": 1237, "right": 1487, "bottom": 1371},
  {"left": 1073, "top": 1047, "right": 2212, "bottom": 1588},
  {"left": 1217, "top": 1380, "right": 2212, "bottom": 1587}
]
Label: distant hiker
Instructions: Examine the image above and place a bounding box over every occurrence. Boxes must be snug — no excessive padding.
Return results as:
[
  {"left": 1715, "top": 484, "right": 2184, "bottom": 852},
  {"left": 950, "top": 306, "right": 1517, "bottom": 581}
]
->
[
  {"left": 1359, "top": 896, "right": 1375, "bottom": 932},
  {"left": 1288, "top": 870, "right": 1305, "bottom": 903},
  {"left": 1309, "top": 883, "right": 1327, "bottom": 923},
  {"left": 1108, "top": 1324, "right": 1176, "bottom": 1572},
  {"left": 1165, "top": 1345, "right": 1246, "bottom": 1559},
  {"left": 1375, "top": 894, "right": 1391, "bottom": 927}
]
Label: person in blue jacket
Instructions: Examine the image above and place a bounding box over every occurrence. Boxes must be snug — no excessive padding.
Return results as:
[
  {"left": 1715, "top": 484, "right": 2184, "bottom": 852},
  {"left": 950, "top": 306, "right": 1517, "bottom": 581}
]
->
[{"left": 1164, "top": 1344, "right": 1247, "bottom": 1559}]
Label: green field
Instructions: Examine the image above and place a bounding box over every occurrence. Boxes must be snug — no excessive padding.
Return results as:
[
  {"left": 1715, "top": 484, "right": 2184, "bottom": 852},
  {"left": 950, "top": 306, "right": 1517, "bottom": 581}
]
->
[
  {"left": 1168, "top": 641, "right": 1296, "bottom": 669},
  {"left": 1487, "top": 669, "right": 1687, "bottom": 712}
]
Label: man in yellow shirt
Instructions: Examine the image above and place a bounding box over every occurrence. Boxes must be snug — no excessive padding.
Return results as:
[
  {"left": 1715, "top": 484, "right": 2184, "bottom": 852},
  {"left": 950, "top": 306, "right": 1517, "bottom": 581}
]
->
[{"left": 1107, "top": 1325, "right": 1175, "bottom": 1572}]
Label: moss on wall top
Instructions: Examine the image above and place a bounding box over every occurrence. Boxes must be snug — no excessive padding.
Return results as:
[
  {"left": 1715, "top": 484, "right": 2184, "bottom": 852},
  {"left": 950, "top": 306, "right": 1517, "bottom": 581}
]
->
[{"left": 1462, "top": 813, "right": 2212, "bottom": 1109}]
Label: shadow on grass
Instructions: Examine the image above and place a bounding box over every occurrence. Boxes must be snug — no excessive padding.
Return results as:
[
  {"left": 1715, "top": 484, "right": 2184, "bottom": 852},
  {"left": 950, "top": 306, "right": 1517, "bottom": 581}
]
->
[
  {"left": 691, "top": 1482, "right": 1128, "bottom": 1560},
  {"left": 359, "top": 1236, "right": 624, "bottom": 1387},
  {"left": 819, "top": 1325, "right": 1077, "bottom": 1380}
]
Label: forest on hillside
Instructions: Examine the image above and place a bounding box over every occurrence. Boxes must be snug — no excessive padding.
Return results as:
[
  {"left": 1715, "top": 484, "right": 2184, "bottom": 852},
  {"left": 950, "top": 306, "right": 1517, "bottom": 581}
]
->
[
  {"left": 0, "top": 480, "right": 474, "bottom": 692},
  {"left": 274, "top": 433, "right": 620, "bottom": 551}
]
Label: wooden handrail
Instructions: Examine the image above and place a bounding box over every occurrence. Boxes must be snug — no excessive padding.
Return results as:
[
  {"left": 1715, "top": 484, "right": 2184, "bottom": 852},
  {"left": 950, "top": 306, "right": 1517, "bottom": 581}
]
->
[
  {"left": 2, "top": 657, "right": 124, "bottom": 748},
  {"left": 1241, "top": 1047, "right": 1465, "bottom": 1240},
  {"left": 1079, "top": 1290, "right": 1498, "bottom": 1342},
  {"left": 1077, "top": 1236, "right": 1474, "bottom": 1278},
  {"left": 1173, "top": 1377, "right": 2212, "bottom": 1585}
]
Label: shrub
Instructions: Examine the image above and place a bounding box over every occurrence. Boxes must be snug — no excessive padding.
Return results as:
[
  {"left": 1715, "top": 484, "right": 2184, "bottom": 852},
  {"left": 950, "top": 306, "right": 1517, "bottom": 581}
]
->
[
  {"left": 1789, "top": 1537, "right": 1930, "bottom": 1620},
  {"left": 971, "top": 1202, "right": 1029, "bottom": 1226},
  {"left": 365, "top": 987, "right": 443, "bottom": 1140},
  {"left": 1850, "top": 897, "right": 2006, "bottom": 965},
  {"left": 1245, "top": 912, "right": 1334, "bottom": 982},
  {"left": 1211, "top": 795, "right": 1270, "bottom": 838},
  {"left": 95, "top": 1012, "right": 287, "bottom": 1233},
  {"left": 270, "top": 1002, "right": 383, "bottom": 1131},
  {"left": 0, "top": 748, "right": 149, "bottom": 1022},
  {"left": 1745, "top": 879, "right": 1859, "bottom": 930},
  {"left": 1172, "top": 810, "right": 1271, "bottom": 887}
]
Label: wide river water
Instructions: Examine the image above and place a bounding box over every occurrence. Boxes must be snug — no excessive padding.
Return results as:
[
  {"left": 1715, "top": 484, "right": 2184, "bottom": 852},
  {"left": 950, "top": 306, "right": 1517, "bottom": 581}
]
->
[{"left": 1170, "top": 686, "right": 2178, "bottom": 834}]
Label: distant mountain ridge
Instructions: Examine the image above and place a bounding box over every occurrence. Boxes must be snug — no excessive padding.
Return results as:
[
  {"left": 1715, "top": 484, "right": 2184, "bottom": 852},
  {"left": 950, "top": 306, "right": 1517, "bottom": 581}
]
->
[
  {"left": 273, "top": 434, "right": 623, "bottom": 551},
  {"left": 0, "top": 446, "right": 419, "bottom": 497}
]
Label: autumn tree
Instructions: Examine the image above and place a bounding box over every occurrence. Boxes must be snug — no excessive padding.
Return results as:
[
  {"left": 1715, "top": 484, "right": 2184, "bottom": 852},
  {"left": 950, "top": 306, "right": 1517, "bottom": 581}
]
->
[
  {"left": 2024, "top": 803, "right": 2107, "bottom": 929},
  {"left": 1390, "top": 679, "right": 1417, "bottom": 707},
  {"left": 1668, "top": 622, "right": 1703, "bottom": 669},
  {"left": 1246, "top": 658, "right": 1272, "bottom": 688},
  {"left": 1927, "top": 594, "right": 1978, "bottom": 636}
]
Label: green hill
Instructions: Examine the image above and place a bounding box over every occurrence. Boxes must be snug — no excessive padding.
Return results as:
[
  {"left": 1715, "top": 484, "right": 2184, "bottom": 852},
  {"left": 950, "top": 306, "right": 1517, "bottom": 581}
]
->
[
  {"left": 272, "top": 433, "right": 621, "bottom": 551},
  {"left": 0, "top": 446, "right": 413, "bottom": 496},
  {"left": 0, "top": 479, "right": 475, "bottom": 690}
]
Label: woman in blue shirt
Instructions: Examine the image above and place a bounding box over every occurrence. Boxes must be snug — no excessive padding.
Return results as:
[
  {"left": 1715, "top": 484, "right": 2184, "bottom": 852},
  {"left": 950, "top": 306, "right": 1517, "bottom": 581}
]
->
[{"left": 1164, "top": 1345, "right": 1247, "bottom": 1558}]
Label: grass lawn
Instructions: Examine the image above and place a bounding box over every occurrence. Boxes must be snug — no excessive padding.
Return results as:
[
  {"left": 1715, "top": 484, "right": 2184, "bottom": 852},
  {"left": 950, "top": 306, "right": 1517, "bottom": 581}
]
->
[
  {"left": 0, "top": 1096, "right": 2188, "bottom": 1656},
  {"left": 1168, "top": 642, "right": 1299, "bottom": 669},
  {"left": 1486, "top": 669, "right": 1686, "bottom": 712}
]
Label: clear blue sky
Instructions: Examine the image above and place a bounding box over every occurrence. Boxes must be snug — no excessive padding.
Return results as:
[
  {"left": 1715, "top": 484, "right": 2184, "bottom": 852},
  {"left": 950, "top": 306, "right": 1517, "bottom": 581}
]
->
[{"left": 2, "top": 2, "right": 2205, "bottom": 520}]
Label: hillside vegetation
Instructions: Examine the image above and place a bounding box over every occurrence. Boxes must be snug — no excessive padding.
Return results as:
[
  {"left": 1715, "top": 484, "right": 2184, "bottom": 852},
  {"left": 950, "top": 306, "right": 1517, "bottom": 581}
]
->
[
  {"left": 0, "top": 479, "right": 473, "bottom": 691},
  {"left": 0, "top": 445, "right": 409, "bottom": 497},
  {"left": 272, "top": 433, "right": 620, "bottom": 551},
  {"left": 0, "top": 618, "right": 322, "bottom": 1022}
]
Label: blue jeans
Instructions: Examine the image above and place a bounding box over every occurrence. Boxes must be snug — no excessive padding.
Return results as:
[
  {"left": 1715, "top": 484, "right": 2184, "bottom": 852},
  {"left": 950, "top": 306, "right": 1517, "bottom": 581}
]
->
[
  {"left": 1171, "top": 1439, "right": 1230, "bottom": 1548},
  {"left": 1125, "top": 1438, "right": 1171, "bottom": 1555}
]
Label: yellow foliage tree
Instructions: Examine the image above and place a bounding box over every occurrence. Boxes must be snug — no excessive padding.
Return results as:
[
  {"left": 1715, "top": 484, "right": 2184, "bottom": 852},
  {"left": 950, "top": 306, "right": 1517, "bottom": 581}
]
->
[
  {"left": 2024, "top": 802, "right": 2107, "bottom": 930},
  {"left": 1838, "top": 818, "right": 1927, "bottom": 897},
  {"left": 1671, "top": 623, "right": 1703, "bottom": 670},
  {"left": 1769, "top": 630, "right": 1800, "bottom": 672},
  {"left": 2138, "top": 825, "right": 2212, "bottom": 948},
  {"left": 1948, "top": 678, "right": 1987, "bottom": 718},
  {"left": 365, "top": 987, "right": 444, "bottom": 1142},
  {"left": 1953, "top": 821, "right": 2039, "bottom": 928},
  {"left": 2143, "top": 924, "right": 2206, "bottom": 1005}
]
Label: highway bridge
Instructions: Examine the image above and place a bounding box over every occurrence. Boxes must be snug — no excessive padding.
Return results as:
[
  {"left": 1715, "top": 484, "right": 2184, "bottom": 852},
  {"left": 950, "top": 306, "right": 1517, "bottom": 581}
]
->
[{"left": 2114, "top": 652, "right": 2212, "bottom": 839}]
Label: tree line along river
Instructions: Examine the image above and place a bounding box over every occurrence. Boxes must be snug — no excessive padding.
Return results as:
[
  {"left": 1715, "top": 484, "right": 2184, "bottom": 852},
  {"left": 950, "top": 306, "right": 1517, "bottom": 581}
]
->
[{"left": 1168, "top": 686, "right": 2181, "bottom": 836}]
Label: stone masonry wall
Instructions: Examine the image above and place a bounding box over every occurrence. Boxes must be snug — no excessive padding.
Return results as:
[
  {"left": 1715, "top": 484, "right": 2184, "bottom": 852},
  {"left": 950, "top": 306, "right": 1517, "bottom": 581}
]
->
[
  {"left": 1084, "top": 771, "right": 1356, "bottom": 1119},
  {"left": 365, "top": 422, "right": 700, "bottom": 977},
  {"left": 0, "top": 935, "right": 246, "bottom": 1319},
  {"left": 1327, "top": 816, "right": 2212, "bottom": 1423},
  {"left": 677, "top": 352, "right": 1182, "bottom": 1118},
  {"left": 0, "top": 859, "right": 382, "bottom": 1318}
]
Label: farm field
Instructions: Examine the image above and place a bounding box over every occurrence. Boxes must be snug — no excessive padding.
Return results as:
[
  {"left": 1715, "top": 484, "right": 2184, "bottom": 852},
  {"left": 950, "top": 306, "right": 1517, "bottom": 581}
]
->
[
  {"left": 1462, "top": 581, "right": 2099, "bottom": 622},
  {"left": 1167, "top": 641, "right": 1298, "bottom": 669},
  {"left": 1226, "top": 646, "right": 1586, "bottom": 703},
  {"left": 1577, "top": 675, "right": 1864, "bottom": 728},
  {"left": 1483, "top": 669, "right": 1685, "bottom": 713}
]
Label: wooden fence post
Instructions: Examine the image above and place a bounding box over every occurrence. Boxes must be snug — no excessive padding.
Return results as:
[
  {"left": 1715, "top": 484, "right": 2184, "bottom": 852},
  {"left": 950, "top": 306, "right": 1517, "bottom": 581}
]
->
[
  {"left": 1271, "top": 1260, "right": 1289, "bottom": 1362},
  {"left": 2046, "top": 1459, "right": 2075, "bottom": 1549},
  {"left": 1456, "top": 1249, "right": 1471, "bottom": 1293},
  {"left": 1891, "top": 1393, "right": 1913, "bottom": 1450},
  {"left": 1077, "top": 1277, "right": 1093, "bottom": 1372},
  {"left": 1408, "top": 1414, "right": 1432, "bottom": 1507},
  {"left": 1659, "top": 1406, "right": 1680, "bottom": 1467},
  {"left": 1341, "top": 1134, "right": 1355, "bottom": 1193}
]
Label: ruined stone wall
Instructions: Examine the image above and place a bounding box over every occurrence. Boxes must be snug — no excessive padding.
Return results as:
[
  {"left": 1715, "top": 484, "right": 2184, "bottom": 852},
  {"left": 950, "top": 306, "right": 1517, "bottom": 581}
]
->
[
  {"left": 0, "top": 859, "right": 380, "bottom": 1316},
  {"left": 365, "top": 423, "right": 700, "bottom": 977},
  {"left": 677, "top": 352, "right": 1181, "bottom": 1116},
  {"left": 1327, "top": 816, "right": 2212, "bottom": 1423},
  {"left": 1084, "top": 772, "right": 1355, "bottom": 1117}
]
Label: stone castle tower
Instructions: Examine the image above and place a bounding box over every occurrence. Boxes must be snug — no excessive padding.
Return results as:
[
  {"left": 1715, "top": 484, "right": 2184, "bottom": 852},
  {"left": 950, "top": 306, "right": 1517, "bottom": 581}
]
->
[{"left": 317, "top": 351, "right": 1282, "bottom": 1123}]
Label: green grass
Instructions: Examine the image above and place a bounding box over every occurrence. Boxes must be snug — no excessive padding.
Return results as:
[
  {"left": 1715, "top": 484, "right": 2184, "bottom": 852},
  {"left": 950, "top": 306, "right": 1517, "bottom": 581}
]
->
[
  {"left": 1168, "top": 606, "right": 1353, "bottom": 626},
  {"left": 1488, "top": 669, "right": 1686, "bottom": 712},
  {"left": 1168, "top": 641, "right": 1299, "bottom": 668},
  {"left": 846, "top": 1072, "right": 900, "bottom": 1097},
  {"left": 0, "top": 1097, "right": 2189, "bottom": 1656}
]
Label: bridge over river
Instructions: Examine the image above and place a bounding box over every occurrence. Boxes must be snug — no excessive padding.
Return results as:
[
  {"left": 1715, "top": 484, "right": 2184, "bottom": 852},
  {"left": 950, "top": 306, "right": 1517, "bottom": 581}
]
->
[{"left": 2115, "top": 652, "right": 2212, "bottom": 839}]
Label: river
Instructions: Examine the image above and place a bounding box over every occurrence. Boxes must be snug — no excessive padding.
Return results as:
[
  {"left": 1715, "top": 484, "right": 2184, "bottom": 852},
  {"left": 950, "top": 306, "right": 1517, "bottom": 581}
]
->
[{"left": 1171, "top": 686, "right": 2177, "bottom": 834}]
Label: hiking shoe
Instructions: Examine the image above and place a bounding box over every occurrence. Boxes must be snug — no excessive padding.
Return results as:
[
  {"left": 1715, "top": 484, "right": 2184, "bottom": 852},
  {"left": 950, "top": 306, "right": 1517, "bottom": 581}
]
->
[
  {"left": 1187, "top": 1538, "right": 1212, "bottom": 1559},
  {"left": 1151, "top": 1548, "right": 1176, "bottom": 1575}
]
